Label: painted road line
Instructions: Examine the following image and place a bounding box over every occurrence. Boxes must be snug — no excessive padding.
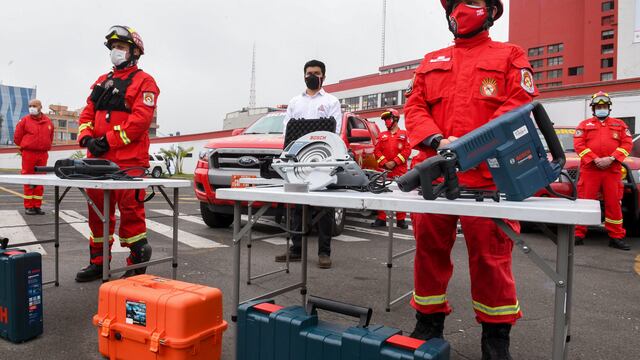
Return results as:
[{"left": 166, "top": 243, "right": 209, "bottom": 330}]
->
[
  {"left": 0, "top": 210, "right": 46, "bottom": 254},
  {"left": 144, "top": 218, "right": 227, "bottom": 249},
  {"left": 59, "top": 210, "right": 127, "bottom": 253}
]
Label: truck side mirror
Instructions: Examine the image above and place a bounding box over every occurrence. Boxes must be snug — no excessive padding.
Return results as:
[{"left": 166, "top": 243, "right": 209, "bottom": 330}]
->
[
  {"left": 348, "top": 128, "right": 371, "bottom": 143},
  {"left": 232, "top": 128, "right": 245, "bottom": 136}
]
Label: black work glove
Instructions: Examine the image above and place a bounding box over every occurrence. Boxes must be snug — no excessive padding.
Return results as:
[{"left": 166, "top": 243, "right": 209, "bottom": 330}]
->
[{"left": 84, "top": 137, "right": 110, "bottom": 157}]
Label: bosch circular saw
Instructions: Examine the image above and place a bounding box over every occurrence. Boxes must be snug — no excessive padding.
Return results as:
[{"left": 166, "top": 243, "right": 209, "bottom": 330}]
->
[{"left": 271, "top": 131, "right": 370, "bottom": 191}]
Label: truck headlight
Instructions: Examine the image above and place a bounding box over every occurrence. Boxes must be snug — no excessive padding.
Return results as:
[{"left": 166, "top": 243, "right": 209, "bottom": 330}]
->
[{"left": 199, "top": 149, "right": 212, "bottom": 161}]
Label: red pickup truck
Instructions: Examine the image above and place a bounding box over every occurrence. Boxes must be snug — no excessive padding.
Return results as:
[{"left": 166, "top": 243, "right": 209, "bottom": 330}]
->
[{"left": 194, "top": 111, "right": 380, "bottom": 235}]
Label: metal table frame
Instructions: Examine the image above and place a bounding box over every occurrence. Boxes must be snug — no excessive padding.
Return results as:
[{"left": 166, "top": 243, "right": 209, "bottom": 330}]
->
[
  {"left": 219, "top": 186, "right": 599, "bottom": 360},
  {"left": 0, "top": 174, "right": 191, "bottom": 284}
]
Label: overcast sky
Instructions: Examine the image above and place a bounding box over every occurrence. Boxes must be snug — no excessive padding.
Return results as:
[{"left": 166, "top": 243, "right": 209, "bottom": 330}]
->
[{"left": 0, "top": 0, "right": 509, "bottom": 136}]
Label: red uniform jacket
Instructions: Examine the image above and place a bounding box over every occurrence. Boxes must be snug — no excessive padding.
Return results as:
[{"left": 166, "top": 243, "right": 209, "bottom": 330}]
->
[
  {"left": 375, "top": 129, "right": 411, "bottom": 177},
  {"left": 13, "top": 114, "right": 54, "bottom": 151},
  {"left": 574, "top": 117, "right": 632, "bottom": 173},
  {"left": 404, "top": 32, "right": 537, "bottom": 188},
  {"left": 78, "top": 66, "right": 159, "bottom": 168}
]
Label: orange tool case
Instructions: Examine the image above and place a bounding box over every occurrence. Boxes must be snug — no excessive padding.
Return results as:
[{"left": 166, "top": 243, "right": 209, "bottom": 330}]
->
[{"left": 93, "top": 275, "right": 227, "bottom": 360}]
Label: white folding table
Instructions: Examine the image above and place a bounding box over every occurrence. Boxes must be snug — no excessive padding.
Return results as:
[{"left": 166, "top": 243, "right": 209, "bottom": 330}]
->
[
  {"left": 217, "top": 186, "right": 601, "bottom": 360},
  {"left": 0, "top": 174, "right": 191, "bottom": 283}
]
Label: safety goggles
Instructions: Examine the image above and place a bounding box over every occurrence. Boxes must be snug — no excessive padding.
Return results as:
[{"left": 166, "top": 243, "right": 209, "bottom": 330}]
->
[
  {"left": 106, "top": 26, "right": 132, "bottom": 41},
  {"left": 591, "top": 96, "right": 611, "bottom": 105},
  {"left": 380, "top": 112, "right": 394, "bottom": 120}
]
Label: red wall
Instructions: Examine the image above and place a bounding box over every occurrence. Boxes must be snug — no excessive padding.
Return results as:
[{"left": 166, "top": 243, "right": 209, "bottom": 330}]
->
[{"left": 509, "top": 0, "right": 618, "bottom": 88}]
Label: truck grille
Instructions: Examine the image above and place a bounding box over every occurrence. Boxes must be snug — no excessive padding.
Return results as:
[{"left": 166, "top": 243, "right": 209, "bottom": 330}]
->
[
  {"left": 566, "top": 168, "right": 579, "bottom": 181},
  {"left": 210, "top": 151, "right": 281, "bottom": 170}
]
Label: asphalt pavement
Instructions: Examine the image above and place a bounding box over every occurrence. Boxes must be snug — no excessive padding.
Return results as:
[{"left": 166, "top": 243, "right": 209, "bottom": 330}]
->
[{"left": 0, "top": 180, "right": 638, "bottom": 360}]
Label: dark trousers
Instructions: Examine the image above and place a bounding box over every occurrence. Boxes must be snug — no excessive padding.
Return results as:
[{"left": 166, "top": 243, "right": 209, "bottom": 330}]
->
[{"left": 289, "top": 205, "right": 332, "bottom": 256}]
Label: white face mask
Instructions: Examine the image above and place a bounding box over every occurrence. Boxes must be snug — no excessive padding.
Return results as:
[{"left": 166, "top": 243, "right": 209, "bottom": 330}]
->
[
  {"left": 28, "top": 107, "right": 39, "bottom": 116},
  {"left": 595, "top": 109, "right": 610, "bottom": 119},
  {"left": 110, "top": 48, "right": 128, "bottom": 66}
]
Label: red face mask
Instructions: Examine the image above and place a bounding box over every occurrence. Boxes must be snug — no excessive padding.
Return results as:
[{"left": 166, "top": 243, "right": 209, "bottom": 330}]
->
[
  {"left": 384, "top": 119, "right": 395, "bottom": 129},
  {"left": 448, "top": 4, "right": 488, "bottom": 37}
]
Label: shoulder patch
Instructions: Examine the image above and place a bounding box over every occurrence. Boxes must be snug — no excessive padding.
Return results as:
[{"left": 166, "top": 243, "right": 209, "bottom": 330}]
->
[
  {"left": 575, "top": 129, "right": 583, "bottom": 137},
  {"left": 520, "top": 69, "right": 535, "bottom": 95},
  {"left": 143, "top": 92, "right": 155, "bottom": 107},
  {"left": 405, "top": 74, "right": 416, "bottom": 98}
]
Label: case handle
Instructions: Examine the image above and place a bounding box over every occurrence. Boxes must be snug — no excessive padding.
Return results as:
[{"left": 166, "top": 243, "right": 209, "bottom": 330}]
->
[{"left": 306, "top": 296, "right": 373, "bottom": 328}]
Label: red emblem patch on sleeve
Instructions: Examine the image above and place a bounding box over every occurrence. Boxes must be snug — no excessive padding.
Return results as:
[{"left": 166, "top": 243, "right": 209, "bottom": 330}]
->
[
  {"left": 143, "top": 92, "right": 155, "bottom": 107},
  {"left": 520, "top": 69, "right": 535, "bottom": 95}
]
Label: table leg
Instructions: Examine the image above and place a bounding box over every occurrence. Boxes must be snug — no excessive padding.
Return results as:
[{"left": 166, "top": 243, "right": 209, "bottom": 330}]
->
[
  {"left": 172, "top": 188, "right": 179, "bottom": 280},
  {"left": 563, "top": 224, "right": 575, "bottom": 359},
  {"left": 552, "top": 224, "right": 570, "bottom": 360},
  {"left": 232, "top": 201, "right": 241, "bottom": 323},
  {"left": 54, "top": 186, "right": 60, "bottom": 287},
  {"left": 102, "top": 190, "right": 111, "bottom": 282},
  {"left": 247, "top": 204, "right": 253, "bottom": 285},
  {"left": 386, "top": 211, "right": 395, "bottom": 312},
  {"left": 301, "top": 205, "right": 309, "bottom": 305}
]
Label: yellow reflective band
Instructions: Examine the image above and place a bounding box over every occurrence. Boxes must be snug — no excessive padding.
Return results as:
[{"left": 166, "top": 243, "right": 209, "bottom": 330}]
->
[
  {"left": 616, "top": 148, "right": 629, "bottom": 157},
  {"left": 605, "top": 218, "right": 623, "bottom": 225},
  {"left": 413, "top": 292, "right": 447, "bottom": 306},
  {"left": 473, "top": 300, "right": 521, "bottom": 316},
  {"left": 578, "top": 149, "right": 592, "bottom": 158},
  {"left": 32, "top": 196, "right": 43, "bottom": 200},
  {"left": 398, "top": 154, "right": 406, "bottom": 163},
  {"left": 119, "top": 232, "right": 147, "bottom": 244},
  {"left": 120, "top": 130, "right": 131, "bottom": 145},
  {"left": 377, "top": 156, "right": 386, "bottom": 163},
  {"left": 23, "top": 195, "right": 33, "bottom": 199},
  {"left": 90, "top": 233, "right": 115, "bottom": 243},
  {"left": 78, "top": 123, "right": 94, "bottom": 132}
]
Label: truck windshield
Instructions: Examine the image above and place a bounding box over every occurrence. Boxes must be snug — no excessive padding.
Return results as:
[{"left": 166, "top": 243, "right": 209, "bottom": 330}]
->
[
  {"left": 243, "top": 114, "right": 286, "bottom": 134},
  {"left": 537, "top": 128, "right": 575, "bottom": 152}
]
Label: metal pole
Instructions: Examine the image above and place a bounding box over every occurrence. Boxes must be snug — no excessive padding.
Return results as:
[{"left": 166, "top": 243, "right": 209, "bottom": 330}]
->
[
  {"left": 232, "top": 201, "right": 242, "bottom": 323},
  {"left": 247, "top": 203, "right": 253, "bottom": 284},
  {"left": 102, "top": 190, "right": 111, "bottom": 282},
  {"left": 552, "top": 224, "right": 570, "bottom": 360},
  {"left": 285, "top": 206, "right": 291, "bottom": 273},
  {"left": 54, "top": 186, "right": 60, "bottom": 287},
  {"left": 563, "top": 224, "right": 575, "bottom": 359},
  {"left": 386, "top": 211, "right": 395, "bottom": 312},
  {"left": 172, "top": 188, "right": 179, "bottom": 280},
  {"left": 301, "top": 205, "right": 309, "bottom": 305}
]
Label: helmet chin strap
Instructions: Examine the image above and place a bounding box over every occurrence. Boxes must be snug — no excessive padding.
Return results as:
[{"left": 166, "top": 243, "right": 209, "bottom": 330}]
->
[{"left": 447, "top": 4, "right": 496, "bottom": 39}]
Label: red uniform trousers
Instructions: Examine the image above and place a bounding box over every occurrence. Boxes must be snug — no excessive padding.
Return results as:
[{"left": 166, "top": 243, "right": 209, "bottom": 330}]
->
[
  {"left": 575, "top": 169, "right": 625, "bottom": 239},
  {"left": 87, "top": 188, "right": 147, "bottom": 265},
  {"left": 21, "top": 150, "right": 48, "bottom": 209},
  {"left": 410, "top": 213, "right": 522, "bottom": 324}
]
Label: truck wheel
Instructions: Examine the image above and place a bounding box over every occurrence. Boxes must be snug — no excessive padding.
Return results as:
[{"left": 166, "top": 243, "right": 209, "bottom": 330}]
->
[
  {"left": 200, "top": 202, "right": 234, "bottom": 228},
  {"left": 151, "top": 167, "right": 162, "bottom": 178},
  {"left": 331, "top": 208, "right": 346, "bottom": 236}
]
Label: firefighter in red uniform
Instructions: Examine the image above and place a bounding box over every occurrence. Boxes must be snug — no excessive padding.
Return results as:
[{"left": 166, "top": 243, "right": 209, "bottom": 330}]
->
[
  {"left": 74, "top": 26, "right": 160, "bottom": 282},
  {"left": 574, "top": 92, "right": 632, "bottom": 250},
  {"left": 371, "top": 108, "right": 411, "bottom": 229},
  {"left": 404, "top": 1, "right": 537, "bottom": 358},
  {"left": 13, "top": 99, "right": 54, "bottom": 215}
]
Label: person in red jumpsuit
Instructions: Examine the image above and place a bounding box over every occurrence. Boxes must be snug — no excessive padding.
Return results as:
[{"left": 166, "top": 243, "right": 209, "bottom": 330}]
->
[
  {"left": 13, "top": 99, "right": 54, "bottom": 215},
  {"left": 371, "top": 108, "right": 411, "bottom": 229},
  {"left": 403, "top": 1, "right": 537, "bottom": 358},
  {"left": 574, "top": 92, "right": 632, "bottom": 250},
  {"left": 75, "top": 26, "right": 160, "bottom": 282}
]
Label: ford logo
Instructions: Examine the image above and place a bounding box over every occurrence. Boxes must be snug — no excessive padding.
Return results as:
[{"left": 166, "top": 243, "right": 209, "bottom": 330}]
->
[{"left": 238, "top": 156, "right": 260, "bottom": 167}]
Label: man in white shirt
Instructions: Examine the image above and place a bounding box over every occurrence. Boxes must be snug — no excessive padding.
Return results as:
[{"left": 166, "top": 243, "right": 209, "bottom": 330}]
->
[{"left": 275, "top": 59, "right": 342, "bottom": 269}]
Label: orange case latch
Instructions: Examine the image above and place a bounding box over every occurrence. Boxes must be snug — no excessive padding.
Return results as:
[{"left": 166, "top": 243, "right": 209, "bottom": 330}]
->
[
  {"left": 150, "top": 332, "right": 161, "bottom": 353},
  {"left": 100, "top": 318, "right": 112, "bottom": 338}
]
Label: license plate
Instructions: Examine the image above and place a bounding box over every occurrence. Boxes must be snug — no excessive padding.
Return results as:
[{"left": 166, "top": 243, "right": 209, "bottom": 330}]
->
[{"left": 231, "top": 175, "right": 256, "bottom": 188}]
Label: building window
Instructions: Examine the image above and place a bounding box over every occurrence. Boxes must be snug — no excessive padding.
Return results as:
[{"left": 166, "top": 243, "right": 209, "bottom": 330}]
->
[
  {"left": 602, "top": 1, "right": 614, "bottom": 11},
  {"left": 602, "top": 29, "right": 615, "bottom": 40},
  {"left": 528, "top": 46, "right": 544, "bottom": 57},
  {"left": 70, "top": 133, "right": 77, "bottom": 141},
  {"left": 533, "top": 72, "right": 544, "bottom": 81},
  {"left": 548, "top": 82, "right": 562, "bottom": 87},
  {"left": 601, "top": 72, "right": 614, "bottom": 81},
  {"left": 601, "top": 58, "right": 614, "bottom": 68},
  {"left": 547, "top": 56, "right": 563, "bottom": 66},
  {"left": 381, "top": 91, "right": 399, "bottom": 107},
  {"left": 548, "top": 43, "right": 564, "bottom": 54},
  {"left": 530, "top": 59, "right": 544, "bottom": 68},
  {"left": 341, "top": 97, "right": 360, "bottom": 112},
  {"left": 601, "top": 44, "right": 614, "bottom": 54},
  {"left": 548, "top": 69, "right": 563, "bottom": 79},
  {"left": 568, "top": 66, "right": 584, "bottom": 76},
  {"left": 601, "top": 15, "right": 615, "bottom": 26},
  {"left": 58, "top": 119, "right": 67, "bottom": 128},
  {"left": 362, "top": 94, "right": 379, "bottom": 110}
]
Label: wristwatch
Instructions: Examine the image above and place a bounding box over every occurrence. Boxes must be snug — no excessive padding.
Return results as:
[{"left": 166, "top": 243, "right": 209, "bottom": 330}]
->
[{"left": 430, "top": 135, "right": 444, "bottom": 150}]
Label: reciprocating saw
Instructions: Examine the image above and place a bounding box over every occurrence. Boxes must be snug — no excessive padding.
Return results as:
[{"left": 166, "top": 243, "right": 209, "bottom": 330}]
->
[{"left": 396, "top": 102, "right": 566, "bottom": 201}]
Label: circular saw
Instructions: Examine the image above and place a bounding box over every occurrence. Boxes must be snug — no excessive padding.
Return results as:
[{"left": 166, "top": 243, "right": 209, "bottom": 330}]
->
[{"left": 271, "top": 131, "right": 369, "bottom": 191}]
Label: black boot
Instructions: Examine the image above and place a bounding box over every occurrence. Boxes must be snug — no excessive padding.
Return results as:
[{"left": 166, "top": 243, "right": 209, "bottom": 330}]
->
[
  {"left": 371, "top": 219, "right": 386, "bottom": 227},
  {"left": 122, "top": 239, "right": 153, "bottom": 278},
  {"left": 574, "top": 236, "right": 584, "bottom": 246},
  {"left": 75, "top": 263, "right": 103, "bottom": 282},
  {"left": 396, "top": 220, "right": 409, "bottom": 229},
  {"left": 481, "top": 323, "right": 513, "bottom": 360},
  {"left": 34, "top": 207, "right": 46, "bottom": 215},
  {"left": 608, "top": 237, "right": 631, "bottom": 251},
  {"left": 409, "top": 312, "right": 445, "bottom": 340},
  {"left": 25, "top": 208, "right": 38, "bottom": 216}
]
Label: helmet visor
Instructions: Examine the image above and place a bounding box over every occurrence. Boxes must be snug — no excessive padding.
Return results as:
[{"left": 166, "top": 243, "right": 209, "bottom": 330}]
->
[
  {"left": 591, "top": 95, "right": 611, "bottom": 106},
  {"left": 106, "top": 26, "right": 132, "bottom": 42}
]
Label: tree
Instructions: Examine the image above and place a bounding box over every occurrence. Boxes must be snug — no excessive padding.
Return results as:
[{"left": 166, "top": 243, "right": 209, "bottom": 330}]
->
[
  {"left": 159, "top": 146, "right": 177, "bottom": 175},
  {"left": 70, "top": 150, "right": 85, "bottom": 159},
  {"left": 159, "top": 145, "right": 193, "bottom": 175}
]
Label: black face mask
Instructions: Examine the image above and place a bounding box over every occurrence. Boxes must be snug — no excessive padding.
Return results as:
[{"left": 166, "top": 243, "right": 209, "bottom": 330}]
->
[{"left": 305, "top": 74, "right": 322, "bottom": 90}]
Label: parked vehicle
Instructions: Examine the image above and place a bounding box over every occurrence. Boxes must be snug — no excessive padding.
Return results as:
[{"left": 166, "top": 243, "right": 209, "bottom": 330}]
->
[
  {"left": 194, "top": 111, "right": 381, "bottom": 234},
  {"left": 148, "top": 154, "right": 169, "bottom": 178}
]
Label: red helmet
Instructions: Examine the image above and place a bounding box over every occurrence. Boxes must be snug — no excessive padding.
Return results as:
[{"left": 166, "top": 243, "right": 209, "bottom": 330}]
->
[
  {"left": 105, "top": 25, "right": 145, "bottom": 55},
  {"left": 590, "top": 91, "right": 612, "bottom": 107},
  {"left": 440, "top": 0, "right": 504, "bottom": 20},
  {"left": 381, "top": 108, "right": 400, "bottom": 120}
]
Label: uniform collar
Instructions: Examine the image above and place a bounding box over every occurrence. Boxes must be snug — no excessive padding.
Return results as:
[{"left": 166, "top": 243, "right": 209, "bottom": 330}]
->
[
  {"left": 454, "top": 31, "right": 491, "bottom": 48},
  {"left": 303, "top": 88, "right": 326, "bottom": 98},
  {"left": 112, "top": 65, "right": 139, "bottom": 77},
  {"left": 29, "top": 114, "right": 44, "bottom": 121}
]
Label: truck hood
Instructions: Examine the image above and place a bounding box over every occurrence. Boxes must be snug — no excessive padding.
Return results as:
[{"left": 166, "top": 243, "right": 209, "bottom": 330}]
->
[{"left": 204, "top": 134, "right": 284, "bottom": 150}]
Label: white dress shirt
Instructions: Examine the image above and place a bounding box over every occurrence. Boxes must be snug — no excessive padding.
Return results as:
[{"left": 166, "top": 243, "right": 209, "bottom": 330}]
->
[{"left": 283, "top": 89, "right": 343, "bottom": 134}]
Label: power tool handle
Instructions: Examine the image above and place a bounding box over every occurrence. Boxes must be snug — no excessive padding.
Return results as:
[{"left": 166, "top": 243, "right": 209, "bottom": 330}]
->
[
  {"left": 533, "top": 102, "right": 565, "bottom": 169},
  {"left": 34, "top": 166, "right": 55, "bottom": 173}
]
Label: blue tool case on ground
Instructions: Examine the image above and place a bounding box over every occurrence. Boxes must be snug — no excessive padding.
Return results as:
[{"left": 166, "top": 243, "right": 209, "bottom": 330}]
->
[
  {"left": 0, "top": 243, "right": 43, "bottom": 343},
  {"left": 237, "top": 297, "right": 449, "bottom": 360}
]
